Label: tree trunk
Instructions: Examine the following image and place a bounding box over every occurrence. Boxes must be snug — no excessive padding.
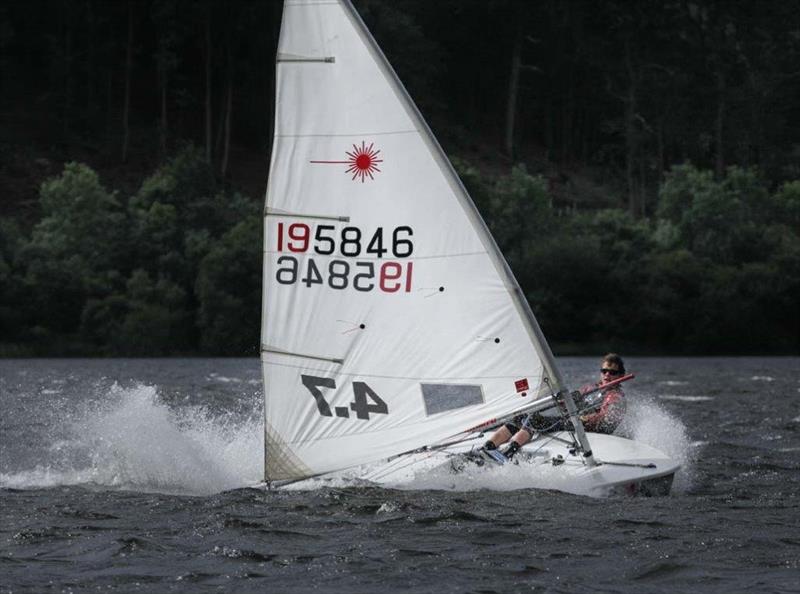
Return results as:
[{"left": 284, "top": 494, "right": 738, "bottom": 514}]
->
[
  {"left": 543, "top": 99, "right": 553, "bottom": 160},
  {"left": 204, "top": 2, "right": 213, "bottom": 163},
  {"left": 105, "top": 9, "right": 114, "bottom": 139},
  {"left": 656, "top": 116, "right": 665, "bottom": 182},
  {"left": 155, "top": 23, "right": 171, "bottom": 160},
  {"left": 568, "top": 1, "right": 584, "bottom": 165},
  {"left": 638, "top": 153, "right": 647, "bottom": 217},
  {"left": 159, "top": 64, "right": 168, "bottom": 159},
  {"left": 221, "top": 70, "right": 233, "bottom": 178},
  {"left": 742, "top": 58, "right": 764, "bottom": 168},
  {"left": 86, "top": 0, "right": 96, "bottom": 120},
  {"left": 121, "top": 0, "right": 133, "bottom": 163},
  {"left": 106, "top": 70, "right": 113, "bottom": 139},
  {"left": 62, "top": 0, "right": 73, "bottom": 139},
  {"left": 504, "top": 22, "right": 522, "bottom": 159},
  {"left": 214, "top": 53, "right": 226, "bottom": 158},
  {"left": 714, "top": 70, "right": 725, "bottom": 179},
  {"left": 561, "top": 77, "right": 575, "bottom": 165},
  {"left": 623, "top": 40, "right": 639, "bottom": 217},
  {"left": 625, "top": 94, "right": 637, "bottom": 215}
]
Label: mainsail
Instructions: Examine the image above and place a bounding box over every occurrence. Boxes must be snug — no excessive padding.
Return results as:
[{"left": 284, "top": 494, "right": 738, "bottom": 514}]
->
[{"left": 261, "top": 0, "right": 567, "bottom": 481}]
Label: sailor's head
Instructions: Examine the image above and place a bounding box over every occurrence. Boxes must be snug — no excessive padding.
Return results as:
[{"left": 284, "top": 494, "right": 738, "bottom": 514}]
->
[{"left": 600, "top": 353, "right": 625, "bottom": 380}]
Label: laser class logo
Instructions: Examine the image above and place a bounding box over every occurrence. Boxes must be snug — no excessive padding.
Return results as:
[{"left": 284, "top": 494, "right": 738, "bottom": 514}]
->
[{"left": 310, "top": 141, "right": 383, "bottom": 182}]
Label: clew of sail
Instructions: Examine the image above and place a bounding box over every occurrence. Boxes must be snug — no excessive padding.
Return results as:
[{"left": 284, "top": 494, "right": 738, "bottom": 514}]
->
[{"left": 261, "top": 0, "right": 566, "bottom": 482}]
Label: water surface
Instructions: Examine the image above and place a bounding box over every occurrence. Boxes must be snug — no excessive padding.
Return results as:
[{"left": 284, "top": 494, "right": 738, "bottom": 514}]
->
[{"left": 1, "top": 357, "right": 798, "bottom": 592}]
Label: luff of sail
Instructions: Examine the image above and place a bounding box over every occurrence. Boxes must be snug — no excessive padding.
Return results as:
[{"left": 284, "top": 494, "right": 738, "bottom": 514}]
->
[{"left": 261, "top": 0, "right": 566, "bottom": 482}]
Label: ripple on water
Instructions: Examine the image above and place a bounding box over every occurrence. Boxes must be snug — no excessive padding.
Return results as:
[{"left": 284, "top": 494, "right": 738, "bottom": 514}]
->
[{"left": 2, "top": 357, "right": 798, "bottom": 594}]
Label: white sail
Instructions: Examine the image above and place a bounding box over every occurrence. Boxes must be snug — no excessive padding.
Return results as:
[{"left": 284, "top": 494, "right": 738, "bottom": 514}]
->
[{"left": 261, "top": 0, "right": 565, "bottom": 481}]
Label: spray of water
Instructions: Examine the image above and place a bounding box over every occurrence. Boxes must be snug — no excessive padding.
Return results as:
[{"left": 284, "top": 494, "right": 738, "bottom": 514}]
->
[
  {"left": 618, "top": 395, "right": 696, "bottom": 492},
  {"left": 0, "top": 384, "right": 263, "bottom": 495}
]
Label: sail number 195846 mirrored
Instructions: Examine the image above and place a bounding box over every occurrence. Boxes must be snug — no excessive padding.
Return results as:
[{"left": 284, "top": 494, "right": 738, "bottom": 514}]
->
[{"left": 274, "top": 223, "right": 413, "bottom": 293}]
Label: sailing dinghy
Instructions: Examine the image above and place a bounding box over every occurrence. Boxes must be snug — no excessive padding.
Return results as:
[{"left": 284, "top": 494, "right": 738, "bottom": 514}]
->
[{"left": 260, "top": 0, "right": 679, "bottom": 497}]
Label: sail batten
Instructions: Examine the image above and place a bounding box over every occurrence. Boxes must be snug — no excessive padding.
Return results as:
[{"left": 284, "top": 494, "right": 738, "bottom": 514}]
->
[
  {"left": 275, "top": 130, "right": 418, "bottom": 138},
  {"left": 261, "top": 346, "right": 345, "bottom": 365},
  {"left": 262, "top": 0, "right": 564, "bottom": 481},
  {"left": 264, "top": 209, "right": 350, "bottom": 222},
  {"left": 277, "top": 56, "right": 335, "bottom": 63}
]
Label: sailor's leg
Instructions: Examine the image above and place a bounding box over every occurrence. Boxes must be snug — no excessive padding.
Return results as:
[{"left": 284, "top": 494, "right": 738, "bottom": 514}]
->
[
  {"left": 483, "top": 426, "right": 512, "bottom": 450},
  {"left": 503, "top": 428, "right": 532, "bottom": 459}
]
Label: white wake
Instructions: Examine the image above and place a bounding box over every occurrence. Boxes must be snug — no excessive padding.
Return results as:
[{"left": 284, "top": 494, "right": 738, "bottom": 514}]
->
[{"left": 0, "top": 384, "right": 263, "bottom": 495}]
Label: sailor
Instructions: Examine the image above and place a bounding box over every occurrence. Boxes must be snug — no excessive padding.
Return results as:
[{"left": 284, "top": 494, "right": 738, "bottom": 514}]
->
[{"left": 482, "top": 353, "right": 627, "bottom": 460}]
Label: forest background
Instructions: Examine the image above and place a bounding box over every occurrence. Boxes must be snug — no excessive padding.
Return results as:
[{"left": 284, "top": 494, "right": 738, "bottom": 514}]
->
[{"left": 1, "top": 0, "right": 798, "bottom": 356}]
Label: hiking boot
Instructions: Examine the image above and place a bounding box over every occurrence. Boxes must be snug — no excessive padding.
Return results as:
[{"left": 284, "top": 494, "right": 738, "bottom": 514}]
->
[{"left": 502, "top": 441, "right": 521, "bottom": 460}]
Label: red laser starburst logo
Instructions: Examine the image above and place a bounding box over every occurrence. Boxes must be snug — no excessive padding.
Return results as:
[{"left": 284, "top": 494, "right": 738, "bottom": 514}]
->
[{"left": 310, "top": 141, "right": 383, "bottom": 182}]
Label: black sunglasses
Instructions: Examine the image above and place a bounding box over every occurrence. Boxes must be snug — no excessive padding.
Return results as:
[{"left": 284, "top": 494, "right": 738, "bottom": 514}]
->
[{"left": 600, "top": 368, "right": 622, "bottom": 375}]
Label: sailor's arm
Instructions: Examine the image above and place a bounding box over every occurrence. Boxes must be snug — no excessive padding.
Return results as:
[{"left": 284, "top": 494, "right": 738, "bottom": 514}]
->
[{"left": 580, "top": 388, "right": 624, "bottom": 431}]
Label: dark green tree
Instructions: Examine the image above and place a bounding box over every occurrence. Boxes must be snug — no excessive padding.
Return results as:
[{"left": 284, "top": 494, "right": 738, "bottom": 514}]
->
[
  {"left": 20, "top": 163, "right": 126, "bottom": 343},
  {"left": 195, "top": 215, "right": 261, "bottom": 354}
]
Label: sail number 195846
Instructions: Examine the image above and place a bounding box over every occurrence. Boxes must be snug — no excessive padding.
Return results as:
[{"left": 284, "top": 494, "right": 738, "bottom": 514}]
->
[
  {"left": 274, "top": 223, "right": 414, "bottom": 293},
  {"left": 276, "top": 223, "right": 413, "bottom": 258}
]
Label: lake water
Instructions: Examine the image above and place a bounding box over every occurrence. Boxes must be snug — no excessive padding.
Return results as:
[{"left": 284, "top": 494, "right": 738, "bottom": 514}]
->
[{"left": 1, "top": 357, "right": 798, "bottom": 592}]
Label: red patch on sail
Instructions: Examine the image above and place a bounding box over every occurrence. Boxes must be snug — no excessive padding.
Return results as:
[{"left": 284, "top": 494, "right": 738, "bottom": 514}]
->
[
  {"left": 309, "top": 141, "right": 383, "bottom": 182},
  {"left": 514, "top": 378, "right": 529, "bottom": 393}
]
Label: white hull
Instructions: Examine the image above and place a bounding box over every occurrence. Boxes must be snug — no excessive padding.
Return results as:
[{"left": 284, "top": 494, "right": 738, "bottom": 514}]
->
[
  {"left": 266, "top": 432, "right": 679, "bottom": 498},
  {"left": 371, "top": 432, "right": 678, "bottom": 497}
]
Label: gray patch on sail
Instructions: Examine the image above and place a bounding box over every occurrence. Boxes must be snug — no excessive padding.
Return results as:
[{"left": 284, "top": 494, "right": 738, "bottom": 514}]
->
[{"left": 420, "top": 383, "right": 484, "bottom": 415}]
